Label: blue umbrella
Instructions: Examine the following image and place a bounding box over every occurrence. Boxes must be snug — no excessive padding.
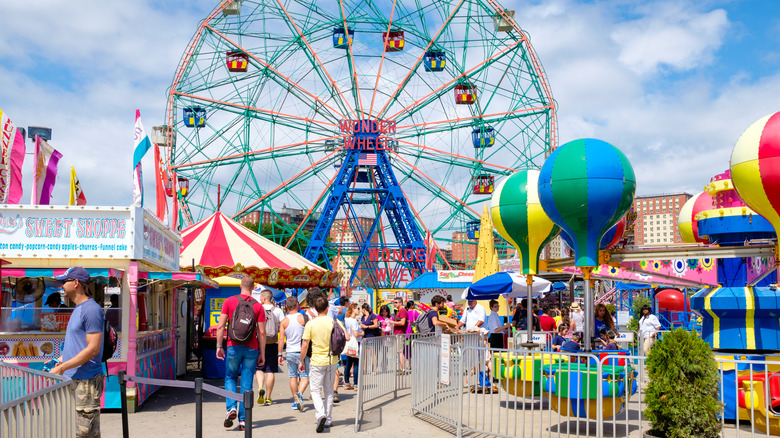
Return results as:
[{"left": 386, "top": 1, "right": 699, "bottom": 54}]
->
[
  {"left": 462, "top": 271, "right": 552, "bottom": 300},
  {"left": 253, "top": 284, "right": 287, "bottom": 302}
]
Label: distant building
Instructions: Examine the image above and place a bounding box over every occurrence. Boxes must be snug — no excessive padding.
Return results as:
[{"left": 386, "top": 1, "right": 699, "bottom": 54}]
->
[
  {"left": 450, "top": 231, "right": 478, "bottom": 268},
  {"left": 544, "top": 235, "right": 569, "bottom": 259},
  {"left": 240, "top": 205, "right": 321, "bottom": 232},
  {"left": 633, "top": 193, "right": 692, "bottom": 246}
]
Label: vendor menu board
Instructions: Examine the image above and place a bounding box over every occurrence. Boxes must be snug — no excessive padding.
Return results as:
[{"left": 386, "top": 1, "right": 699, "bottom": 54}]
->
[{"left": 0, "top": 337, "right": 62, "bottom": 360}]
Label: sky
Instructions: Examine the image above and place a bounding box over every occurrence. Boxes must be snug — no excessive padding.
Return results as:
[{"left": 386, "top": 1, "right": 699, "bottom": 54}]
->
[{"left": 1, "top": 0, "right": 779, "bottom": 211}]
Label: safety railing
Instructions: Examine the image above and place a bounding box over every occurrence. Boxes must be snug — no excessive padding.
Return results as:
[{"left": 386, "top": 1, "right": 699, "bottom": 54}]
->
[
  {"left": 354, "top": 332, "right": 436, "bottom": 431},
  {"left": 411, "top": 341, "right": 780, "bottom": 438},
  {"left": 0, "top": 360, "right": 76, "bottom": 438},
  {"left": 354, "top": 332, "right": 481, "bottom": 432}
]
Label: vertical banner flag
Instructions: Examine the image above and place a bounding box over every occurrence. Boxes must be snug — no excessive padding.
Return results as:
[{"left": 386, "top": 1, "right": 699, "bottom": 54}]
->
[
  {"left": 69, "top": 166, "right": 87, "bottom": 205},
  {"left": 31, "top": 136, "right": 63, "bottom": 205},
  {"left": 425, "top": 231, "right": 436, "bottom": 271},
  {"left": 133, "top": 109, "right": 152, "bottom": 207},
  {"left": 154, "top": 142, "right": 167, "bottom": 221},
  {"left": 0, "top": 108, "right": 27, "bottom": 203}
]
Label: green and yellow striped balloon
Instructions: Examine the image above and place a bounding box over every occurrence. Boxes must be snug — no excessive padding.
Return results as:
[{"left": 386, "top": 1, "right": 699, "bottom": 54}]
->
[{"left": 491, "top": 169, "right": 560, "bottom": 275}]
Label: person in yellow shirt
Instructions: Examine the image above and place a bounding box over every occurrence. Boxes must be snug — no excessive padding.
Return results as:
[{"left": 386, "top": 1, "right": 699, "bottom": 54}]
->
[{"left": 300, "top": 295, "right": 349, "bottom": 433}]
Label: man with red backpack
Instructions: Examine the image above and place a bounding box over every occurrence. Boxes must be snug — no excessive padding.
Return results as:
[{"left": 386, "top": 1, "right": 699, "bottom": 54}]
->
[{"left": 215, "top": 276, "right": 266, "bottom": 431}]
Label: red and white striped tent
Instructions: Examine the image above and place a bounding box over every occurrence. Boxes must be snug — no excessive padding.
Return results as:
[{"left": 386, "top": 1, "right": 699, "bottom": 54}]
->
[{"left": 180, "top": 212, "right": 341, "bottom": 288}]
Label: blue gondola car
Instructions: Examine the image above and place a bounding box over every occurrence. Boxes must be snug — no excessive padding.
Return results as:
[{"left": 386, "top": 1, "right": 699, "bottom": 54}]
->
[
  {"left": 423, "top": 50, "right": 446, "bottom": 72},
  {"left": 332, "top": 27, "right": 354, "bottom": 48},
  {"left": 471, "top": 127, "right": 495, "bottom": 148},
  {"left": 183, "top": 107, "right": 206, "bottom": 128},
  {"left": 467, "top": 221, "right": 480, "bottom": 239}
]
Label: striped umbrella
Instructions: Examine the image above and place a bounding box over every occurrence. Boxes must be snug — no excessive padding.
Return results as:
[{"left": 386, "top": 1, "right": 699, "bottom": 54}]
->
[
  {"left": 181, "top": 212, "right": 323, "bottom": 270},
  {"left": 491, "top": 169, "right": 560, "bottom": 275},
  {"left": 538, "top": 138, "right": 636, "bottom": 267},
  {"left": 180, "top": 212, "right": 338, "bottom": 287},
  {"left": 731, "top": 111, "right": 780, "bottom": 250}
]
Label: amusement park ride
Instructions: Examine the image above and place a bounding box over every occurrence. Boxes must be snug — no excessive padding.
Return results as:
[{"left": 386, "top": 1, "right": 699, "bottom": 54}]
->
[
  {"left": 155, "top": 0, "right": 780, "bottom": 431},
  {"left": 161, "top": 0, "right": 555, "bottom": 289}
]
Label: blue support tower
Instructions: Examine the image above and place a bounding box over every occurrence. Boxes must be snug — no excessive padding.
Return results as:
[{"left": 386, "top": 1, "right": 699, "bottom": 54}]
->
[{"left": 304, "top": 119, "right": 427, "bottom": 288}]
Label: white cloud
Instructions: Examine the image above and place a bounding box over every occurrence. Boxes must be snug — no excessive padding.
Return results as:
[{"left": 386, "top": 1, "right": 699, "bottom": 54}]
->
[{"left": 611, "top": 3, "right": 729, "bottom": 75}]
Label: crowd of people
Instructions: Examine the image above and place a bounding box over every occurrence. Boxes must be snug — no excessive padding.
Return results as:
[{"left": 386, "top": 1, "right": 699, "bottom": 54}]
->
[{"left": 213, "top": 282, "right": 664, "bottom": 433}]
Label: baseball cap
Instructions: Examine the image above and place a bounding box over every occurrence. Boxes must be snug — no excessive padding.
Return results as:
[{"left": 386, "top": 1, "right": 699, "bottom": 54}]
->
[{"left": 54, "top": 267, "right": 90, "bottom": 283}]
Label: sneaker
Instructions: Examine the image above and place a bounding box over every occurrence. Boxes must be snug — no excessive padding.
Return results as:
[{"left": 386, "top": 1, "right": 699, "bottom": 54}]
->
[
  {"left": 264, "top": 398, "right": 272, "bottom": 406},
  {"left": 257, "top": 388, "right": 265, "bottom": 405},
  {"left": 224, "top": 408, "right": 237, "bottom": 428},
  {"left": 333, "top": 391, "right": 340, "bottom": 403},
  {"left": 316, "top": 416, "right": 326, "bottom": 433},
  {"left": 296, "top": 392, "right": 304, "bottom": 411},
  {"left": 238, "top": 421, "right": 245, "bottom": 431},
  {"left": 291, "top": 402, "right": 299, "bottom": 410},
  {"left": 324, "top": 421, "right": 332, "bottom": 428}
]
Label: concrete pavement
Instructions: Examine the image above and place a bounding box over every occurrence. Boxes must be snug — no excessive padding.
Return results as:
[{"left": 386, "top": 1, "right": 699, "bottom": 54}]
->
[{"left": 100, "top": 369, "right": 451, "bottom": 438}]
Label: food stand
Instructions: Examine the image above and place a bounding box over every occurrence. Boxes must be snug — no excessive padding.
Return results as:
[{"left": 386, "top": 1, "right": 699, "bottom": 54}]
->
[{"left": 0, "top": 205, "right": 216, "bottom": 410}]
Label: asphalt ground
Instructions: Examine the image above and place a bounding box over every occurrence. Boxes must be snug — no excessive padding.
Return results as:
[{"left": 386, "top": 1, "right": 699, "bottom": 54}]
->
[{"left": 100, "top": 365, "right": 451, "bottom": 438}]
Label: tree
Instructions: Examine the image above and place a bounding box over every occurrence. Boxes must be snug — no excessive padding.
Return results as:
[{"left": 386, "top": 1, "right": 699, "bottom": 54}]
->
[{"left": 252, "top": 220, "right": 317, "bottom": 257}]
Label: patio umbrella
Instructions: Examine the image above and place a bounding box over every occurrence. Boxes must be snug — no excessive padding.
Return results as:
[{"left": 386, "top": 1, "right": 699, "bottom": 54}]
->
[
  {"left": 252, "top": 284, "right": 287, "bottom": 303},
  {"left": 461, "top": 271, "right": 552, "bottom": 300}
]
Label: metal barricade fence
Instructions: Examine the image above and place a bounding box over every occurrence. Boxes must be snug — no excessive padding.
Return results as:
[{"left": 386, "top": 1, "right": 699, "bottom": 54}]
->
[
  {"left": 456, "top": 345, "right": 603, "bottom": 438},
  {"left": 410, "top": 338, "right": 461, "bottom": 429},
  {"left": 412, "top": 342, "right": 780, "bottom": 438},
  {"left": 396, "top": 332, "right": 436, "bottom": 391},
  {"left": 353, "top": 332, "right": 482, "bottom": 429},
  {"left": 0, "top": 360, "right": 76, "bottom": 438},
  {"left": 354, "top": 333, "right": 435, "bottom": 431}
]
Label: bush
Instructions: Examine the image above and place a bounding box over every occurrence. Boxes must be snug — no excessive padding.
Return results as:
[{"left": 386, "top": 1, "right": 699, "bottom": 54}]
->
[{"left": 644, "top": 328, "right": 721, "bottom": 438}]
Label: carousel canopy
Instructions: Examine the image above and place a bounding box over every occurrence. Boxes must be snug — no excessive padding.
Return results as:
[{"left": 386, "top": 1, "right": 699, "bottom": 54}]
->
[{"left": 180, "top": 212, "right": 340, "bottom": 288}]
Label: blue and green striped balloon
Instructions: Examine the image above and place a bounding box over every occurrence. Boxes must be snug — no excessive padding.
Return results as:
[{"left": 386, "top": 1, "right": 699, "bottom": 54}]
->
[
  {"left": 491, "top": 169, "right": 560, "bottom": 275},
  {"left": 537, "top": 139, "right": 635, "bottom": 267}
]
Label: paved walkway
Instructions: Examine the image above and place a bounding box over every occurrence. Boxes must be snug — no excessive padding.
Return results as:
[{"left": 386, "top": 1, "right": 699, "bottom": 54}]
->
[{"left": 100, "top": 370, "right": 451, "bottom": 437}]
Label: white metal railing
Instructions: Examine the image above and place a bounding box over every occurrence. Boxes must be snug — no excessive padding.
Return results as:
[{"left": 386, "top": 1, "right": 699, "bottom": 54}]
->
[
  {"left": 0, "top": 361, "right": 76, "bottom": 438},
  {"left": 410, "top": 341, "right": 780, "bottom": 438},
  {"left": 354, "top": 332, "right": 481, "bottom": 431}
]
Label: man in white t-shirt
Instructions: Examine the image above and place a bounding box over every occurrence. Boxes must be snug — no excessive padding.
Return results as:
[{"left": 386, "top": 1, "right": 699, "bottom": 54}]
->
[
  {"left": 255, "top": 290, "right": 285, "bottom": 406},
  {"left": 457, "top": 300, "right": 486, "bottom": 331},
  {"left": 569, "top": 302, "right": 585, "bottom": 335}
]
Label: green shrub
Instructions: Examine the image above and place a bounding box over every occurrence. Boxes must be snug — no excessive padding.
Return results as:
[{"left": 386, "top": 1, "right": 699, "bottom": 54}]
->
[{"left": 644, "top": 328, "right": 722, "bottom": 438}]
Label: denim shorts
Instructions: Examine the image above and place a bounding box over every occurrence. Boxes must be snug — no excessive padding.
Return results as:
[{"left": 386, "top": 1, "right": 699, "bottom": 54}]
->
[{"left": 286, "top": 352, "right": 309, "bottom": 378}]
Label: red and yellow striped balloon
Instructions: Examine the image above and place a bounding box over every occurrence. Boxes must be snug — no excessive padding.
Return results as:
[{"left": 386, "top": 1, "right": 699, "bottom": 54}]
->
[{"left": 730, "top": 112, "right": 780, "bottom": 243}]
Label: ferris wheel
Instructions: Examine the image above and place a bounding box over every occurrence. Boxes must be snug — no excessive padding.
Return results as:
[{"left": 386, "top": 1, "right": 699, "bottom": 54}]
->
[{"left": 164, "top": 0, "right": 556, "bottom": 287}]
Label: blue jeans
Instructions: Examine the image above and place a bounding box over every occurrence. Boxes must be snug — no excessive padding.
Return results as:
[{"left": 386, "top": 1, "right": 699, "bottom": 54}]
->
[{"left": 225, "top": 345, "right": 259, "bottom": 422}]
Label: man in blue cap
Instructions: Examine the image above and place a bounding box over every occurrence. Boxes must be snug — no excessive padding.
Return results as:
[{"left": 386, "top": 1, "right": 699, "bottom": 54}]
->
[{"left": 50, "top": 267, "right": 104, "bottom": 438}]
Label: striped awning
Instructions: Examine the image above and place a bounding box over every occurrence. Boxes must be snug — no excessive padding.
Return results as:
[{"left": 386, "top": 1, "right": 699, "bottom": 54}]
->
[{"left": 179, "top": 212, "right": 341, "bottom": 288}]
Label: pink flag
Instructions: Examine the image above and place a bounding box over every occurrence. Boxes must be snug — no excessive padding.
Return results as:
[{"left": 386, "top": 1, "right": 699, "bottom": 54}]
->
[
  {"left": 0, "top": 108, "right": 26, "bottom": 203},
  {"left": 425, "top": 231, "right": 436, "bottom": 271},
  {"left": 31, "top": 136, "right": 63, "bottom": 205}
]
